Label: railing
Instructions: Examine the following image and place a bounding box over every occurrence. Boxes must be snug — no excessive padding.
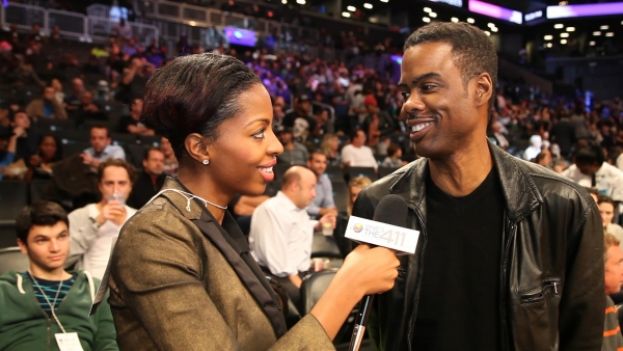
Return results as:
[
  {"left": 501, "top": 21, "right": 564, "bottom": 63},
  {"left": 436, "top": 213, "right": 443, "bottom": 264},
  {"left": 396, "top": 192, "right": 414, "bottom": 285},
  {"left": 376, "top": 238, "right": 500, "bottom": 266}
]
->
[{"left": 0, "top": 2, "right": 159, "bottom": 45}]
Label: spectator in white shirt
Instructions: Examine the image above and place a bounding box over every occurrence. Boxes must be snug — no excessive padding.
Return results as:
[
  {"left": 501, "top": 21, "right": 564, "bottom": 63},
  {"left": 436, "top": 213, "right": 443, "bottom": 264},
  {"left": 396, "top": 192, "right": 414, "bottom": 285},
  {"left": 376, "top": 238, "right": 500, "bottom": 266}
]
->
[
  {"left": 81, "top": 124, "right": 126, "bottom": 170},
  {"left": 249, "top": 166, "right": 336, "bottom": 306},
  {"left": 341, "top": 129, "right": 377, "bottom": 169},
  {"left": 66, "top": 159, "right": 137, "bottom": 279}
]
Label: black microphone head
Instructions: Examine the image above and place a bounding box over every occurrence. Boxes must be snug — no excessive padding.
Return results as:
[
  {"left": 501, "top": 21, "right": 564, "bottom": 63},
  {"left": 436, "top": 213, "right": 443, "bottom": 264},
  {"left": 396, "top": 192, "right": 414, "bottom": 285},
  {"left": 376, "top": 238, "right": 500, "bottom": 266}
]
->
[{"left": 372, "top": 194, "right": 409, "bottom": 228}]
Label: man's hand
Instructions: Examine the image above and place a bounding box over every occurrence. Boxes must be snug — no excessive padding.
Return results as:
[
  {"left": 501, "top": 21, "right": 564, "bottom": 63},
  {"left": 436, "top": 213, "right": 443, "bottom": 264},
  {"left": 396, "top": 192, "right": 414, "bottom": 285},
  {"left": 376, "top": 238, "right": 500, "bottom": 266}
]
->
[{"left": 97, "top": 200, "right": 127, "bottom": 226}]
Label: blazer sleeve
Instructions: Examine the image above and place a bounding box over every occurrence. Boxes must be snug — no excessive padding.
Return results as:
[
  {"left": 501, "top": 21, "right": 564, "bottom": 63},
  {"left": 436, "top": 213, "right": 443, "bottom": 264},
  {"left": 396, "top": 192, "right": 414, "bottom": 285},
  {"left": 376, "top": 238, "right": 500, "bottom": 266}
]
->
[{"left": 111, "top": 208, "right": 334, "bottom": 351}]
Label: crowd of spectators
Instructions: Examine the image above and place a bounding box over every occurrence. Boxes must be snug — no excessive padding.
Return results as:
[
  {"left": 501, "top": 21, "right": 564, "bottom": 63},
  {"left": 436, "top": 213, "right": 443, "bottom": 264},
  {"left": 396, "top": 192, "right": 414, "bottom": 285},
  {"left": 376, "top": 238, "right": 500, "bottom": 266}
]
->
[{"left": 1, "top": 18, "right": 622, "bottom": 219}]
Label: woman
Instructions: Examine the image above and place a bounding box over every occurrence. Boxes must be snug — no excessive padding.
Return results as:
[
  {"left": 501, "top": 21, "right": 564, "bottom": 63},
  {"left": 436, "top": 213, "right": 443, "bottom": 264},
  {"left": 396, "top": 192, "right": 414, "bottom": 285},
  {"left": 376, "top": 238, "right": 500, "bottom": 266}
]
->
[
  {"left": 27, "top": 133, "right": 62, "bottom": 179},
  {"left": 108, "top": 53, "right": 399, "bottom": 350}
]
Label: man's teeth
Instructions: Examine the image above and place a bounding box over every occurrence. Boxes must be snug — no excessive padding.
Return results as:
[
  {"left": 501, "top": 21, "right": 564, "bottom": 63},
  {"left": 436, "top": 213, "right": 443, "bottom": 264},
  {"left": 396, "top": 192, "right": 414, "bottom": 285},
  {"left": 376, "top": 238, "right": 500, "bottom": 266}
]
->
[
  {"left": 412, "top": 122, "right": 433, "bottom": 132},
  {"left": 259, "top": 167, "right": 273, "bottom": 173}
]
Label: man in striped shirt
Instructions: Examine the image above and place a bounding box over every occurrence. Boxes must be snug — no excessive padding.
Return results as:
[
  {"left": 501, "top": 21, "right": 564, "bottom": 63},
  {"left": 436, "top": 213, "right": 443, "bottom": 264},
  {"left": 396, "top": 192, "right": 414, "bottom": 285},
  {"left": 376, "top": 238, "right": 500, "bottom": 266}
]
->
[
  {"left": 0, "top": 201, "right": 118, "bottom": 350},
  {"left": 603, "top": 233, "right": 623, "bottom": 351}
]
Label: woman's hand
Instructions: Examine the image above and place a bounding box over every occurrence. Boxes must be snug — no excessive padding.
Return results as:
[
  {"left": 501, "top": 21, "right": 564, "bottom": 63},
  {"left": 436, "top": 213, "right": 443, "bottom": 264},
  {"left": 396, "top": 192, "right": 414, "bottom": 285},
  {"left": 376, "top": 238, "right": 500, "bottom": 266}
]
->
[{"left": 337, "top": 244, "right": 400, "bottom": 297}]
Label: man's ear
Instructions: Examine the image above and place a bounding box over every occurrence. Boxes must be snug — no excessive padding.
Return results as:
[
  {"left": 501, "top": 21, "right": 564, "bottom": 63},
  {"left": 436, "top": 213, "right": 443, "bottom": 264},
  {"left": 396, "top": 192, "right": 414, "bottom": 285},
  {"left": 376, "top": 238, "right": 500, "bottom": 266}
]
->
[
  {"left": 474, "top": 73, "right": 493, "bottom": 108},
  {"left": 184, "top": 133, "right": 211, "bottom": 165},
  {"left": 17, "top": 238, "right": 28, "bottom": 255}
]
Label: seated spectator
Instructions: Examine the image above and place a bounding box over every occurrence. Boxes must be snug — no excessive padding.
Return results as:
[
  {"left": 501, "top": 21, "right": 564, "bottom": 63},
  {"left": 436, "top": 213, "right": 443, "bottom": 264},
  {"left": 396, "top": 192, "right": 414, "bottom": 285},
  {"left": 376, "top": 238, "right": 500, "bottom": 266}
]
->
[
  {"left": 127, "top": 147, "right": 165, "bottom": 209},
  {"left": 159, "top": 136, "right": 178, "bottom": 176},
  {"left": 277, "top": 128, "right": 308, "bottom": 166},
  {"left": 0, "top": 128, "right": 18, "bottom": 180},
  {"left": 118, "top": 98, "right": 154, "bottom": 136},
  {"left": 320, "top": 133, "right": 341, "bottom": 167},
  {"left": 523, "top": 134, "right": 542, "bottom": 161},
  {"left": 81, "top": 124, "right": 126, "bottom": 170},
  {"left": 382, "top": 143, "right": 406, "bottom": 168},
  {"left": 534, "top": 147, "right": 554, "bottom": 169},
  {"left": 562, "top": 143, "right": 623, "bottom": 204},
  {"left": 600, "top": 196, "right": 623, "bottom": 243},
  {"left": 347, "top": 175, "right": 372, "bottom": 216},
  {"left": 74, "top": 91, "right": 106, "bottom": 126},
  {"left": 0, "top": 201, "right": 118, "bottom": 350},
  {"left": 67, "top": 159, "right": 137, "bottom": 280},
  {"left": 249, "top": 166, "right": 336, "bottom": 306},
  {"left": 603, "top": 234, "right": 623, "bottom": 351},
  {"left": 341, "top": 128, "right": 377, "bottom": 169},
  {"left": 25, "top": 85, "right": 67, "bottom": 121},
  {"left": 306, "top": 150, "right": 337, "bottom": 219},
  {"left": 26, "top": 133, "right": 61, "bottom": 180},
  {"left": 64, "top": 77, "right": 86, "bottom": 113}
]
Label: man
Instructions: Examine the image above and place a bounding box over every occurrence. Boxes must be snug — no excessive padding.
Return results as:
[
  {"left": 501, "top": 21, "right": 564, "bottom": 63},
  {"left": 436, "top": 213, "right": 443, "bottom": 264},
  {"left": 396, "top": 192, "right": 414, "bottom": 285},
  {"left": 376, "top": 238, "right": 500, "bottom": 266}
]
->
[
  {"left": 603, "top": 234, "right": 623, "bottom": 351},
  {"left": 249, "top": 166, "right": 335, "bottom": 305},
  {"left": 25, "top": 85, "right": 68, "bottom": 121},
  {"left": 277, "top": 128, "right": 308, "bottom": 166},
  {"left": 81, "top": 124, "right": 126, "bottom": 170},
  {"left": 117, "top": 98, "right": 155, "bottom": 136},
  {"left": 353, "top": 22, "right": 603, "bottom": 350},
  {"left": 0, "top": 201, "right": 118, "bottom": 350},
  {"left": 562, "top": 143, "right": 623, "bottom": 204},
  {"left": 599, "top": 196, "right": 623, "bottom": 243},
  {"left": 67, "top": 159, "right": 136, "bottom": 280},
  {"left": 127, "top": 147, "right": 166, "bottom": 209},
  {"left": 306, "top": 150, "right": 337, "bottom": 218},
  {"left": 341, "top": 128, "right": 377, "bottom": 169}
]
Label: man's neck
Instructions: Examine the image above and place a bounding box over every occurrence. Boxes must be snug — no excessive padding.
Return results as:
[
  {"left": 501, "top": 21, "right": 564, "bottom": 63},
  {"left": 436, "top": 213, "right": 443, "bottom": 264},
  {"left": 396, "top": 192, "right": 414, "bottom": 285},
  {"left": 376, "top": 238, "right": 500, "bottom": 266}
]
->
[
  {"left": 428, "top": 142, "right": 493, "bottom": 197},
  {"left": 30, "top": 265, "right": 72, "bottom": 281}
]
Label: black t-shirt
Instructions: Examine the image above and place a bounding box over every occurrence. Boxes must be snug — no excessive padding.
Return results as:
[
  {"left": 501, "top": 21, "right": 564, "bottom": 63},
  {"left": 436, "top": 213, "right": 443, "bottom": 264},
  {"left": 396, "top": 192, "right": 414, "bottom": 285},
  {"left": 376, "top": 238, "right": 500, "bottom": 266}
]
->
[{"left": 413, "top": 167, "right": 504, "bottom": 350}]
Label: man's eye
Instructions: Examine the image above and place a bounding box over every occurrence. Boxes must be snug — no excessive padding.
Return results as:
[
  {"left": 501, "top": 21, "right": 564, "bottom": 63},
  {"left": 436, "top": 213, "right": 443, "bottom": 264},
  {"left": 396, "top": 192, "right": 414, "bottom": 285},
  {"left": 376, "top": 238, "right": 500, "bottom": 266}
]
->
[
  {"left": 401, "top": 91, "right": 410, "bottom": 99},
  {"left": 421, "top": 83, "right": 437, "bottom": 92}
]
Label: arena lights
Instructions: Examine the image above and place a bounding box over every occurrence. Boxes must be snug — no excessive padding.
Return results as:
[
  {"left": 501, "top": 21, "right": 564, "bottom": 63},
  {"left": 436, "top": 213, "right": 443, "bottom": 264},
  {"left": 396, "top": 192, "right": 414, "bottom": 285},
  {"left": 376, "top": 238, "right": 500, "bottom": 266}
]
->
[
  {"left": 428, "top": 0, "right": 463, "bottom": 7},
  {"left": 589, "top": 41, "right": 596, "bottom": 46},
  {"left": 295, "top": 0, "right": 305, "bottom": 4},
  {"left": 593, "top": 31, "right": 602, "bottom": 36},
  {"left": 544, "top": 34, "right": 553, "bottom": 40},
  {"left": 545, "top": 42, "right": 553, "bottom": 48},
  {"left": 560, "top": 32, "right": 569, "bottom": 38},
  {"left": 347, "top": 5, "right": 356, "bottom": 11},
  {"left": 451, "top": 17, "right": 459, "bottom": 23},
  {"left": 423, "top": 7, "right": 432, "bottom": 13},
  {"left": 554, "top": 23, "right": 564, "bottom": 29},
  {"left": 600, "top": 25, "right": 609, "bottom": 30},
  {"left": 547, "top": 2, "right": 623, "bottom": 19},
  {"left": 468, "top": 0, "right": 523, "bottom": 24},
  {"left": 484, "top": 30, "right": 491, "bottom": 36},
  {"left": 606, "top": 32, "right": 615, "bottom": 37},
  {"left": 467, "top": 17, "right": 475, "bottom": 24},
  {"left": 281, "top": 0, "right": 287, "bottom": 4},
  {"left": 560, "top": 39, "right": 567, "bottom": 44},
  {"left": 490, "top": 26, "right": 498, "bottom": 32},
  {"left": 565, "top": 27, "right": 575, "bottom": 32},
  {"left": 363, "top": 3, "right": 373, "bottom": 9},
  {"left": 423, "top": 17, "right": 431, "bottom": 23},
  {"left": 430, "top": 12, "right": 438, "bottom": 18},
  {"left": 341, "top": 11, "right": 351, "bottom": 17},
  {"left": 379, "top": 0, "right": 389, "bottom": 3}
]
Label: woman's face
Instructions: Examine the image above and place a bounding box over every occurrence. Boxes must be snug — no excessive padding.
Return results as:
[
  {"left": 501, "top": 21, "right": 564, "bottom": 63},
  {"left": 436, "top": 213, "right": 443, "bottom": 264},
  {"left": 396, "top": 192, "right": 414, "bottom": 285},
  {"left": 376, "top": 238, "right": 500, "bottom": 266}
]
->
[
  {"left": 39, "top": 136, "right": 57, "bottom": 160},
  {"left": 207, "top": 84, "right": 283, "bottom": 197}
]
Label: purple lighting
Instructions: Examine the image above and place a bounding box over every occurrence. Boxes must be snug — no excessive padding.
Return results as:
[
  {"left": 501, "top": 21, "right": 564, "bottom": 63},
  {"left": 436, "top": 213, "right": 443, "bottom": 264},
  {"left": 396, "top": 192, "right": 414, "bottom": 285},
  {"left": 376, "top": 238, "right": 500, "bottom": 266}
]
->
[
  {"left": 546, "top": 2, "right": 623, "bottom": 19},
  {"left": 468, "top": 0, "right": 522, "bottom": 24},
  {"left": 223, "top": 26, "right": 257, "bottom": 47}
]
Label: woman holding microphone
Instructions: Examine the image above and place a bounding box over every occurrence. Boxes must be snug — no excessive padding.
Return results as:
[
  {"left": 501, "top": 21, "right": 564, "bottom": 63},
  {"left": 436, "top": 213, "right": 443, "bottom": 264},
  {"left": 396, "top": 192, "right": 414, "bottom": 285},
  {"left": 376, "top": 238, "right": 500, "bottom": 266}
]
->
[{"left": 108, "top": 53, "right": 399, "bottom": 350}]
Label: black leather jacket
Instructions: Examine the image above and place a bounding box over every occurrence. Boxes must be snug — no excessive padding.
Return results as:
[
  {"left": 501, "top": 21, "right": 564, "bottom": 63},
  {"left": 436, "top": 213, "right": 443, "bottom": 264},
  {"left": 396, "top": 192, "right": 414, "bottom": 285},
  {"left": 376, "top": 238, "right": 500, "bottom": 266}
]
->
[{"left": 353, "top": 144, "right": 604, "bottom": 351}]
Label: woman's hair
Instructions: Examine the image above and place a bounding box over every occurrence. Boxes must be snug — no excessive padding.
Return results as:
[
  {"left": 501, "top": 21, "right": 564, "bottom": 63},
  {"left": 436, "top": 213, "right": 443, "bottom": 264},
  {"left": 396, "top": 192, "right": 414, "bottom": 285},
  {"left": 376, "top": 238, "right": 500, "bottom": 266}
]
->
[{"left": 142, "top": 53, "right": 261, "bottom": 161}]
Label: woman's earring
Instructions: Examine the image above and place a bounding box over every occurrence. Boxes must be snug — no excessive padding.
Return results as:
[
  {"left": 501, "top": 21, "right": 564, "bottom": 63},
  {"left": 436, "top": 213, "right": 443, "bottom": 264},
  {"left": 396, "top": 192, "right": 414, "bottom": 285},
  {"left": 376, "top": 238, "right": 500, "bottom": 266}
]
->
[{"left": 202, "top": 159, "right": 210, "bottom": 165}]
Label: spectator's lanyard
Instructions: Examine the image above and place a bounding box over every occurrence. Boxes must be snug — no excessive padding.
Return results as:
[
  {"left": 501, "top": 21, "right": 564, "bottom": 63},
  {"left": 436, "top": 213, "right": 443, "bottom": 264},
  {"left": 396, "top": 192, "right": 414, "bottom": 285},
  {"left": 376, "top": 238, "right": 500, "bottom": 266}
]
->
[{"left": 28, "top": 272, "right": 67, "bottom": 332}]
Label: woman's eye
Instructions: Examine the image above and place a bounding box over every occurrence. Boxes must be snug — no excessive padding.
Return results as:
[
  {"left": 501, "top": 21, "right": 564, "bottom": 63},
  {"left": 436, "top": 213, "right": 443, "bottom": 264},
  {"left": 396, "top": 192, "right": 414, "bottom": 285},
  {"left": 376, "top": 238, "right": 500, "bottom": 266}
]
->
[{"left": 253, "top": 130, "right": 266, "bottom": 139}]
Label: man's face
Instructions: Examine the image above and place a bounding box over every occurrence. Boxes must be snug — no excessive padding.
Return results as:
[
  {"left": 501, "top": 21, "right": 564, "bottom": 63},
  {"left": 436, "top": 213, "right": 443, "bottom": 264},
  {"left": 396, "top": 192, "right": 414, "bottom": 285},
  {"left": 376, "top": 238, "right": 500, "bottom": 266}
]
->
[
  {"left": 293, "top": 171, "right": 317, "bottom": 209},
  {"left": 18, "top": 221, "right": 70, "bottom": 273},
  {"left": 576, "top": 162, "right": 600, "bottom": 176},
  {"left": 99, "top": 165, "right": 132, "bottom": 202},
  {"left": 308, "top": 153, "right": 327, "bottom": 176},
  {"left": 398, "top": 42, "right": 486, "bottom": 159},
  {"left": 600, "top": 202, "right": 616, "bottom": 227},
  {"left": 12, "top": 112, "right": 31, "bottom": 129},
  {"left": 352, "top": 130, "right": 366, "bottom": 147},
  {"left": 605, "top": 245, "right": 623, "bottom": 294},
  {"left": 90, "top": 127, "right": 110, "bottom": 153},
  {"left": 43, "top": 87, "right": 55, "bottom": 101},
  {"left": 143, "top": 149, "right": 165, "bottom": 176}
]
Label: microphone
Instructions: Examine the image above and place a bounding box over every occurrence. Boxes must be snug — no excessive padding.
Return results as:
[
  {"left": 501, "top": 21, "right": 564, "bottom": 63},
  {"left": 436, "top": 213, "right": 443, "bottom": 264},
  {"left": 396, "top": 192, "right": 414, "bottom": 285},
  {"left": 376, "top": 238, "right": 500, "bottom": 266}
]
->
[{"left": 348, "top": 194, "right": 410, "bottom": 351}]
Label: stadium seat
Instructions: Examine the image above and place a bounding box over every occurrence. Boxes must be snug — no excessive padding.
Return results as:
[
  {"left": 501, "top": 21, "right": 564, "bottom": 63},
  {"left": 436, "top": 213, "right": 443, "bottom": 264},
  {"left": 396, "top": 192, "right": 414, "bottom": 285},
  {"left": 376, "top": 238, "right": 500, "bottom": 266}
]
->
[
  {"left": 0, "top": 247, "right": 29, "bottom": 275},
  {"left": 299, "top": 269, "right": 336, "bottom": 314}
]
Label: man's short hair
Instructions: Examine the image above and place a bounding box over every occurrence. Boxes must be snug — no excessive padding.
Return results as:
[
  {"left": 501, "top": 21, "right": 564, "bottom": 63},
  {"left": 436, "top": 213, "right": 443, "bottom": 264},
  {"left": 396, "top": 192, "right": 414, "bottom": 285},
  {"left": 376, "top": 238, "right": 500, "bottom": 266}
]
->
[
  {"left": 97, "top": 159, "right": 135, "bottom": 184},
  {"left": 404, "top": 22, "right": 497, "bottom": 112},
  {"left": 598, "top": 195, "right": 616, "bottom": 207},
  {"left": 308, "top": 149, "right": 327, "bottom": 161},
  {"left": 143, "top": 146, "right": 164, "bottom": 161},
  {"left": 281, "top": 166, "right": 314, "bottom": 190},
  {"left": 15, "top": 201, "right": 68, "bottom": 243},
  {"left": 604, "top": 233, "right": 620, "bottom": 262},
  {"left": 90, "top": 123, "right": 110, "bottom": 137}
]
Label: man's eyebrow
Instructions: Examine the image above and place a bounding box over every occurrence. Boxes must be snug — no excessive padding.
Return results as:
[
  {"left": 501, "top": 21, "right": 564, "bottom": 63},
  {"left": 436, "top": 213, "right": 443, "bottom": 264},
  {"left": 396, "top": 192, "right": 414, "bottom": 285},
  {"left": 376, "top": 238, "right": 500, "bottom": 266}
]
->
[{"left": 398, "top": 72, "right": 443, "bottom": 88}]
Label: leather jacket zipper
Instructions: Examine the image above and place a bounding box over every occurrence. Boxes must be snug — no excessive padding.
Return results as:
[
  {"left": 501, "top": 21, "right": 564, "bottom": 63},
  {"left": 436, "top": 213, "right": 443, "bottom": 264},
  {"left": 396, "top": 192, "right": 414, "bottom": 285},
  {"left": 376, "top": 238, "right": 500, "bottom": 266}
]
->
[
  {"left": 499, "top": 219, "right": 516, "bottom": 351},
  {"left": 520, "top": 279, "right": 561, "bottom": 304}
]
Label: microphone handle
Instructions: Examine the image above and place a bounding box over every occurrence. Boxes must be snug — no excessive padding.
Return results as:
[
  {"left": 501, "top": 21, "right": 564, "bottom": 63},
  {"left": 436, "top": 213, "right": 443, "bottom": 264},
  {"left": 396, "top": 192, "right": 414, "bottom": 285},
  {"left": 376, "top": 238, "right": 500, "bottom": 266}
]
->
[{"left": 348, "top": 295, "right": 374, "bottom": 351}]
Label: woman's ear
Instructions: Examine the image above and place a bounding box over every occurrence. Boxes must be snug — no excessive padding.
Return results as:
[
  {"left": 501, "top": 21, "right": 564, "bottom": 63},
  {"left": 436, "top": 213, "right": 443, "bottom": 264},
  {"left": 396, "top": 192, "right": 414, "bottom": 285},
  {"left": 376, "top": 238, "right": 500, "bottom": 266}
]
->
[{"left": 184, "top": 133, "right": 211, "bottom": 164}]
